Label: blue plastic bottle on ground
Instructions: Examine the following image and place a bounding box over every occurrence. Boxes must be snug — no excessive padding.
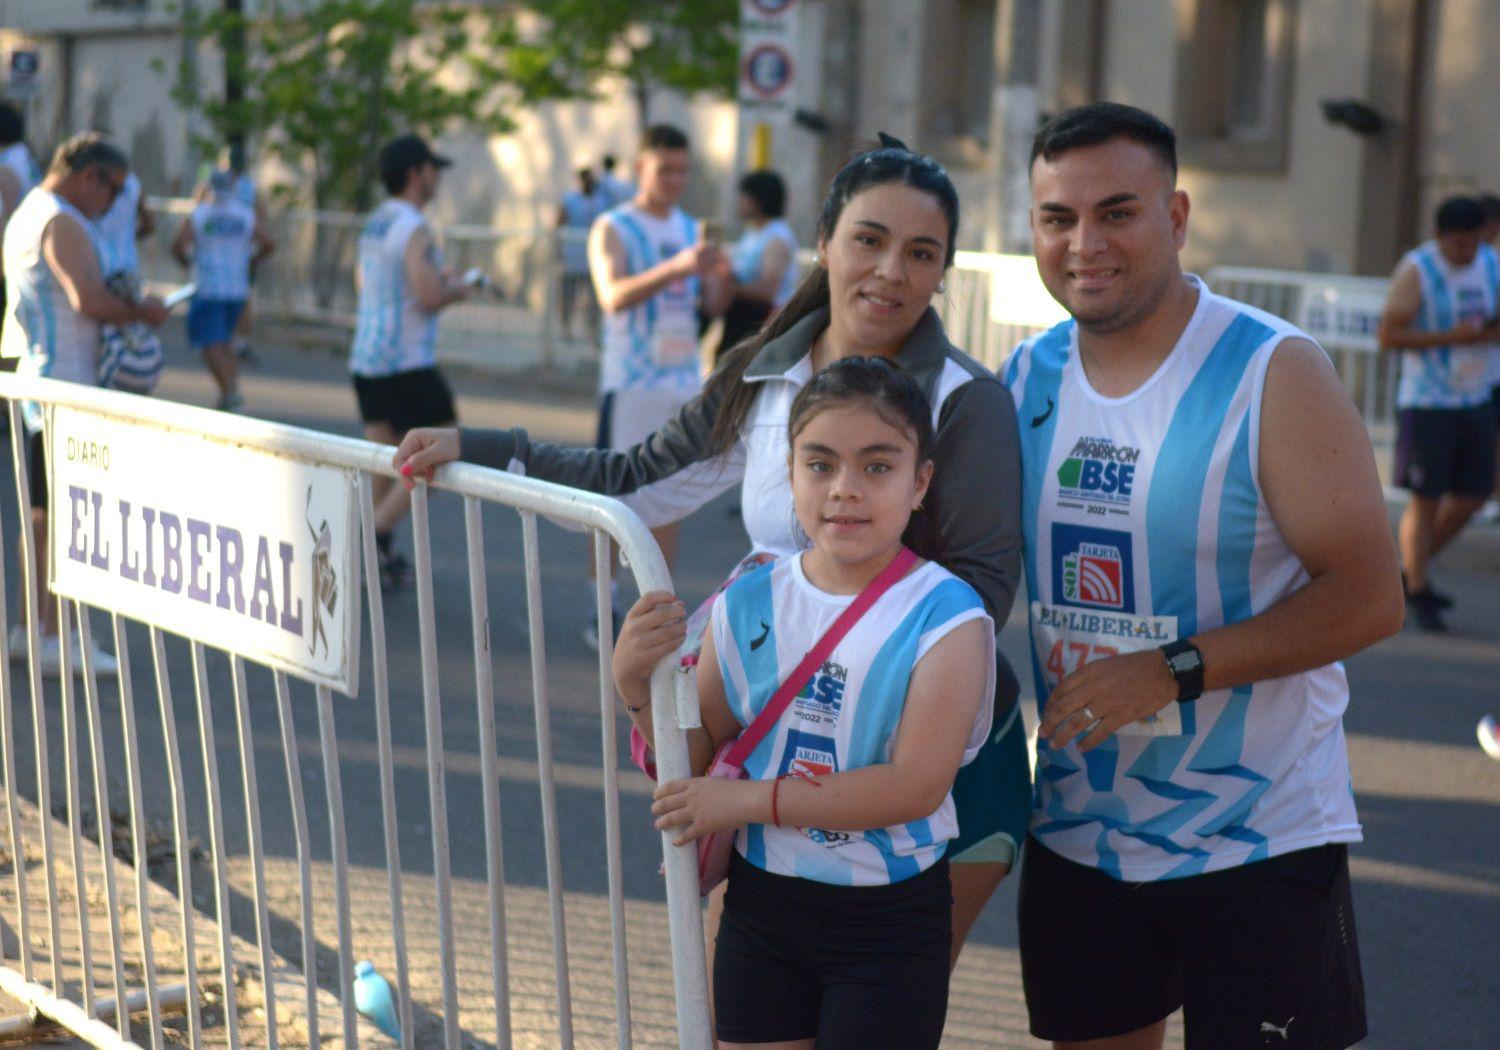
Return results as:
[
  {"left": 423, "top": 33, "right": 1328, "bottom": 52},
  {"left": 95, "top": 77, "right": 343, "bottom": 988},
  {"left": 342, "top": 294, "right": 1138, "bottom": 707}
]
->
[{"left": 353, "top": 959, "right": 401, "bottom": 1041}]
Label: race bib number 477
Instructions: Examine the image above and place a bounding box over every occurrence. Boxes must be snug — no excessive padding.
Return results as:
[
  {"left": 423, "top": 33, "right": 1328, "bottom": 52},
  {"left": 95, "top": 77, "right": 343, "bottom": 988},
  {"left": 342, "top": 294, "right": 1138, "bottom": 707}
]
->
[{"left": 1031, "top": 601, "right": 1184, "bottom": 736}]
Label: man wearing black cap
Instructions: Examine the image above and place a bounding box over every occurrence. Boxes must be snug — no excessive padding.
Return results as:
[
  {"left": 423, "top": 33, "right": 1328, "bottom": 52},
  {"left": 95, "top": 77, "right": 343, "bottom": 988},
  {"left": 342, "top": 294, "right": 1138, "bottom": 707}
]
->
[{"left": 350, "top": 133, "right": 473, "bottom": 587}]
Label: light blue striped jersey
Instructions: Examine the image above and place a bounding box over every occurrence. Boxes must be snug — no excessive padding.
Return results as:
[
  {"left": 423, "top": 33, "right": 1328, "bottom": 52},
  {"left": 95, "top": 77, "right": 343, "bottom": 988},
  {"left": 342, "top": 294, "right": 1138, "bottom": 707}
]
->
[
  {"left": 559, "top": 187, "right": 608, "bottom": 273},
  {"left": 1001, "top": 275, "right": 1361, "bottom": 882},
  {"left": 189, "top": 195, "right": 255, "bottom": 301},
  {"left": 349, "top": 199, "right": 439, "bottom": 377},
  {"left": 730, "top": 218, "right": 799, "bottom": 309},
  {"left": 712, "top": 554, "right": 994, "bottom": 886},
  {"left": 94, "top": 172, "right": 143, "bottom": 278},
  {"left": 1, "top": 189, "right": 103, "bottom": 387},
  {"left": 1396, "top": 241, "right": 1498, "bottom": 409},
  {"left": 598, "top": 203, "right": 701, "bottom": 395},
  {"left": 0, "top": 143, "right": 40, "bottom": 198}
]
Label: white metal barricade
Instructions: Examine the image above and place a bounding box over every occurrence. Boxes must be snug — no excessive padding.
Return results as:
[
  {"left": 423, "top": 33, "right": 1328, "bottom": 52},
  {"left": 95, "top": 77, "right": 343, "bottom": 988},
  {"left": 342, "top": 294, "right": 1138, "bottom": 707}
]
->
[{"left": 0, "top": 374, "right": 712, "bottom": 1048}]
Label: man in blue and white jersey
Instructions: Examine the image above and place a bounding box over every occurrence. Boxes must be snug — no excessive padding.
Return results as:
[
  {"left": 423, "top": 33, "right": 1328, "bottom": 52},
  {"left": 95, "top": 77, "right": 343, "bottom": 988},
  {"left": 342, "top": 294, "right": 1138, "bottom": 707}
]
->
[
  {"left": 598, "top": 154, "right": 635, "bottom": 206},
  {"left": 555, "top": 166, "right": 607, "bottom": 342},
  {"left": 196, "top": 154, "right": 273, "bottom": 359},
  {"left": 587, "top": 123, "right": 731, "bottom": 580},
  {"left": 94, "top": 170, "right": 152, "bottom": 281},
  {"left": 171, "top": 169, "right": 273, "bottom": 412},
  {"left": 1377, "top": 197, "right": 1500, "bottom": 631},
  {"left": 1002, "top": 103, "right": 1404, "bottom": 1049},
  {"left": 350, "top": 133, "right": 472, "bottom": 587},
  {"left": 2, "top": 134, "right": 168, "bottom": 674}
]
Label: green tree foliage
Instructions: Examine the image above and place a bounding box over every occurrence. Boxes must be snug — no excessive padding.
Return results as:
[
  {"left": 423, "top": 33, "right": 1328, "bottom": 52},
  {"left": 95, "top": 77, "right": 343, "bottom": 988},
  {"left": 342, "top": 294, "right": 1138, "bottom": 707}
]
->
[{"left": 168, "top": 0, "right": 738, "bottom": 211}]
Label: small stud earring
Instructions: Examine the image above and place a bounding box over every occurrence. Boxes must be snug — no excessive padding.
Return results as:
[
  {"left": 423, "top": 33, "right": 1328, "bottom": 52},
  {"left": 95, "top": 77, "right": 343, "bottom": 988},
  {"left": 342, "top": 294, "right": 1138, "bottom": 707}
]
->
[{"left": 936, "top": 280, "right": 946, "bottom": 294}]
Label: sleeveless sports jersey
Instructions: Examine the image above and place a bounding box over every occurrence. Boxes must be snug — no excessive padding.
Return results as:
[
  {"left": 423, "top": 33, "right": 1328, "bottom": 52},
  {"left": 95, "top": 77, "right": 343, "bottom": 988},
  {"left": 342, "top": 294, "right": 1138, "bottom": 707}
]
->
[
  {"left": 598, "top": 203, "right": 701, "bottom": 394},
  {"left": 730, "top": 218, "right": 799, "bottom": 309},
  {"left": 1396, "top": 241, "right": 1499, "bottom": 409},
  {"left": 0, "top": 142, "right": 40, "bottom": 199},
  {"left": 559, "top": 187, "right": 607, "bottom": 274},
  {"left": 190, "top": 195, "right": 255, "bottom": 301},
  {"left": 712, "top": 554, "right": 994, "bottom": 886},
  {"left": 1002, "top": 276, "right": 1362, "bottom": 882},
  {"left": 349, "top": 199, "right": 440, "bottom": 377},
  {"left": 1, "top": 189, "right": 103, "bottom": 385},
  {"left": 94, "top": 172, "right": 143, "bottom": 277}
]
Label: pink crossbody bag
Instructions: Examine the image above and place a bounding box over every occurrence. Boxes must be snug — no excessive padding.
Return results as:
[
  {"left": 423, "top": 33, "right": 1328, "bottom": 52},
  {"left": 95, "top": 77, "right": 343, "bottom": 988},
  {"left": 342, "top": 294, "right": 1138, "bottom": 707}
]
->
[{"left": 693, "top": 547, "right": 917, "bottom": 896}]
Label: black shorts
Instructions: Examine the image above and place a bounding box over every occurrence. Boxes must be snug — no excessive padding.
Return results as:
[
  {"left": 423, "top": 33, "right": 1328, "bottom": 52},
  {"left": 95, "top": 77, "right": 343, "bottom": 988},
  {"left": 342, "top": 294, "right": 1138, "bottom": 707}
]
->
[
  {"left": 24, "top": 427, "right": 47, "bottom": 509},
  {"left": 1394, "top": 405, "right": 1497, "bottom": 498},
  {"left": 1019, "top": 838, "right": 1366, "bottom": 1049},
  {"left": 352, "top": 366, "right": 456, "bottom": 433},
  {"left": 714, "top": 851, "right": 952, "bottom": 1049}
]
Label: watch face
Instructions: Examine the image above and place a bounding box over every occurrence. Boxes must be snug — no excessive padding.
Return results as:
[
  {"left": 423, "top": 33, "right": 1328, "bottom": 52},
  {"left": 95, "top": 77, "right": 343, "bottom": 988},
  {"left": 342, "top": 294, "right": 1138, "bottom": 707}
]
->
[{"left": 1169, "top": 651, "right": 1199, "bottom": 674}]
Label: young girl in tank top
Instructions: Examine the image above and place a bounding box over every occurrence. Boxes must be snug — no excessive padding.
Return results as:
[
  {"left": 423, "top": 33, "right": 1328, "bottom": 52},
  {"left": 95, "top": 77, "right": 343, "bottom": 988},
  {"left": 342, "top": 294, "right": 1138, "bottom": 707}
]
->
[{"left": 613, "top": 356, "right": 995, "bottom": 1050}]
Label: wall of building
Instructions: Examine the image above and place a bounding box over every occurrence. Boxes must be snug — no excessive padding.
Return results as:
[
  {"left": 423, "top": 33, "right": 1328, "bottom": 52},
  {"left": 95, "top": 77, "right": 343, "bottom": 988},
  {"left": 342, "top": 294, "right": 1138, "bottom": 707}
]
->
[
  {"left": 1092, "top": 0, "right": 1372, "bottom": 275},
  {"left": 1423, "top": 3, "right": 1500, "bottom": 215}
]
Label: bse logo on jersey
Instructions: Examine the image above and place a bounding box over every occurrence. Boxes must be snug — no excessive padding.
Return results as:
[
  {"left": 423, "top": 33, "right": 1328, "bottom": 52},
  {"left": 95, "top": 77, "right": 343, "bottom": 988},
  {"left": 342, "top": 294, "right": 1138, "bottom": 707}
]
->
[
  {"left": 794, "top": 659, "right": 848, "bottom": 723},
  {"left": 1052, "top": 523, "right": 1136, "bottom": 612},
  {"left": 777, "top": 730, "right": 838, "bottom": 779},
  {"left": 1055, "top": 435, "right": 1139, "bottom": 512}
]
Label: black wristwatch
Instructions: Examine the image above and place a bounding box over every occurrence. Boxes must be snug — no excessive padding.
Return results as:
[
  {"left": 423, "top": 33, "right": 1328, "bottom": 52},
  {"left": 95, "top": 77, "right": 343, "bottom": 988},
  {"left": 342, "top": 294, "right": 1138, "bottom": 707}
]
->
[{"left": 1159, "top": 639, "right": 1205, "bottom": 702}]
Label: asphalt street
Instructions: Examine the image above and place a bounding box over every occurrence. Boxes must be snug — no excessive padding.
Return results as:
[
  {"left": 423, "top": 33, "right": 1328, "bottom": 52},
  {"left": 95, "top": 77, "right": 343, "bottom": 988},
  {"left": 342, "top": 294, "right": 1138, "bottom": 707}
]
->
[{"left": 1, "top": 320, "right": 1496, "bottom": 1047}]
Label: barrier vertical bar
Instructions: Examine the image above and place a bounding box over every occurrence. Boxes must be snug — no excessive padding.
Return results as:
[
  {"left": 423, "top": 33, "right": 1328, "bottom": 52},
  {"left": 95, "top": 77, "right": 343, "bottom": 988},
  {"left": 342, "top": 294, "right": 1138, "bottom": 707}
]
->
[
  {"left": 75, "top": 604, "right": 130, "bottom": 1041},
  {"left": 519, "top": 510, "right": 574, "bottom": 1048},
  {"left": 190, "top": 642, "right": 241, "bottom": 1049},
  {"left": 57, "top": 599, "right": 97, "bottom": 1014},
  {"left": 10, "top": 402, "right": 64, "bottom": 991},
  {"left": 112, "top": 615, "right": 164, "bottom": 1050},
  {"left": 356, "top": 474, "right": 414, "bottom": 1050},
  {"left": 0, "top": 474, "right": 34, "bottom": 983},
  {"left": 150, "top": 627, "right": 203, "bottom": 1047},
  {"left": 271, "top": 672, "right": 318, "bottom": 1050},
  {"left": 314, "top": 685, "right": 357, "bottom": 1049},
  {"left": 230, "top": 656, "right": 278, "bottom": 1050},
  {"left": 409, "top": 483, "right": 459, "bottom": 1049},
  {"left": 592, "top": 530, "right": 632, "bottom": 1048},
  {"left": 463, "top": 495, "right": 512, "bottom": 1049}
]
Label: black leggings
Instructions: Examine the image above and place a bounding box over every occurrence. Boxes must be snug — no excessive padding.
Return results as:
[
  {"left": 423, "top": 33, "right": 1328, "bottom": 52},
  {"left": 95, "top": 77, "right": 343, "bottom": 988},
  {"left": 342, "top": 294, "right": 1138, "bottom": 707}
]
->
[{"left": 713, "top": 851, "right": 952, "bottom": 1048}]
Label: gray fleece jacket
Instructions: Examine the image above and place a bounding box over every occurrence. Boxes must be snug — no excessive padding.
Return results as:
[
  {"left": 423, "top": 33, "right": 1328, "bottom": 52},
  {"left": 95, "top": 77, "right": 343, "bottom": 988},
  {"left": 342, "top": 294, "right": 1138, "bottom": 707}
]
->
[{"left": 460, "top": 305, "right": 1022, "bottom": 632}]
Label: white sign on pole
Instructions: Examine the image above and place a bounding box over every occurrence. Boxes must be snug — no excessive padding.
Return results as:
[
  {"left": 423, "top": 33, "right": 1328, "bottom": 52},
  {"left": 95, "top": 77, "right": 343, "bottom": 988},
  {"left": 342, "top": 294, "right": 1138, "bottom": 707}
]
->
[
  {"left": 48, "top": 407, "right": 362, "bottom": 695},
  {"left": 1294, "top": 281, "right": 1388, "bottom": 353},
  {"left": 738, "top": 0, "right": 798, "bottom": 113}
]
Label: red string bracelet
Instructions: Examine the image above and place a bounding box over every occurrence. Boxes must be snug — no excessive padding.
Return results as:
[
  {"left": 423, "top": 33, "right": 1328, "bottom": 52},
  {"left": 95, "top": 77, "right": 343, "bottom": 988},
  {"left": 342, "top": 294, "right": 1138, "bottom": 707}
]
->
[{"left": 771, "top": 777, "right": 781, "bottom": 827}]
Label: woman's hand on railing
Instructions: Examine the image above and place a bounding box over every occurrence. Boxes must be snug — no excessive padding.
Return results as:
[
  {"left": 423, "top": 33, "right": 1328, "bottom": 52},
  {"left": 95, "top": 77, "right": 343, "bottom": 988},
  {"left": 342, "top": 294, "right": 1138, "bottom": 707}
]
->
[{"left": 394, "top": 427, "right": 461, "bottom": 489}]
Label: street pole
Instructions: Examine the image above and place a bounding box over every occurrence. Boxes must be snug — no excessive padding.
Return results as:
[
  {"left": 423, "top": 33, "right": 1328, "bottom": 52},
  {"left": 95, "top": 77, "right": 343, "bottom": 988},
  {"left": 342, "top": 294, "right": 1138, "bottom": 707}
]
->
[
  {"left": 224, "top": 0, "right": 246, "bottom": 171},
  {"left": 985, "top": 0, "right": 1043, "bottom": 254}
]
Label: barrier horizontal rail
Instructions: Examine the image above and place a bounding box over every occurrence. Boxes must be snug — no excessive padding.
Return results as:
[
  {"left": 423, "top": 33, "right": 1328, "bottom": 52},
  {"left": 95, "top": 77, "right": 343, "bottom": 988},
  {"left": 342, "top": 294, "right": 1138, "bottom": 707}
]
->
[{"left": 0, "top": 373, "right": 712, "bottom": 1049}]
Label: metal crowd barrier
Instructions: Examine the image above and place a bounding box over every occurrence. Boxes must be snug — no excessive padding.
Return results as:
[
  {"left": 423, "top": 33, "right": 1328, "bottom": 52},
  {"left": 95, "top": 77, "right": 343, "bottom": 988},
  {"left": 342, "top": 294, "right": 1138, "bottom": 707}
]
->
[{"left": 0, "top": 373, "right": 712, "bottom": 1048}]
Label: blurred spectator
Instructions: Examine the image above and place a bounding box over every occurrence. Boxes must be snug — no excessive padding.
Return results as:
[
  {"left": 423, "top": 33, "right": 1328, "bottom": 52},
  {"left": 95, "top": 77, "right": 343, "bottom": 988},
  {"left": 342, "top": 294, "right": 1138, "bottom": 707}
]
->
[
  {"left": 1377, "top": 196, "right": 1498, "bottom": 631},
  {"left": 1481, "top": 193, "right": 1500, "bottom": 524},
  {"left": 2, "top": 134, "right": 168, "bottom": 673},
  {"left": 0, "top": 101, "right": 41, "bottom": 362},
  {"left": 555, "top": 166, "right": 608, "bottom": 342},
  {"left": 599, "top": 153, "right": 635, "bottom": 206},
  {"left": 172, "top": 168, "right": 274, "bottom": 412},
  {"left": 94, "top": 169, "right": 152, "bottom": 280},
  {"left": 719, "top": 169, "right": 798, "bottom": 363}
]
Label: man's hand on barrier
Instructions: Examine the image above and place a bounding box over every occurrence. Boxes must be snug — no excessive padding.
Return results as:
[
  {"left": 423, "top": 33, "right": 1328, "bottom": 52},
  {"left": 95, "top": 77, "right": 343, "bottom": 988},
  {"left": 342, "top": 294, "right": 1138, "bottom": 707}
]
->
[
  {"left": 394, "top": 427, "right": 460, "bottom": 489},
  {"left": 652, "top": 776, "right": 767, "bottom": 848}
]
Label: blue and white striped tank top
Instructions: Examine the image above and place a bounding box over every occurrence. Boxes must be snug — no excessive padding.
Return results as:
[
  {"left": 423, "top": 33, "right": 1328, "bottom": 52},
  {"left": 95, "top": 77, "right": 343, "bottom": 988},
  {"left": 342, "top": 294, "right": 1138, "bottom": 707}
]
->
[
  {"left": 1002, "top": 275, "right": 1361, "bottom": 882},
  {"left": 1, "top": 189, "right": 103, "bottom": 386},
  {"left": 349, "top": 199, "right": 439, "bottom": 377},
  {"left": 712, "top": 554, "right": 994, "bottom": 886},
  {"left": 1396, "top": 241, "right": 1498, "bottom": 409},
  {"left": 598, "top": 203, "right": 701, "bottom": 394},
  {"left": 190, "top": 195, "right": 255, "bottom": 300}
]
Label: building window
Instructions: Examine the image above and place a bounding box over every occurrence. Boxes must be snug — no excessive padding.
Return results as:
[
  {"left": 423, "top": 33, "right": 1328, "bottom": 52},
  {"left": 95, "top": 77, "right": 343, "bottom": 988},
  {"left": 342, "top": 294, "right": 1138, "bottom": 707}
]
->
[{"left": 1175, "top": 0, "right": 1297, "bottom": 171}]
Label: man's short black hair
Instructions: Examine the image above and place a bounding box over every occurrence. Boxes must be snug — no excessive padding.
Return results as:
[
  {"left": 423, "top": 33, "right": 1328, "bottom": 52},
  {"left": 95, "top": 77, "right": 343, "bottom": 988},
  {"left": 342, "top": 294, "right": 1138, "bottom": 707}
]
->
[
  {"left": 639, "top": 123, "right": 689, "bottom": 154},
  {"left": 1030, "top": 101, "right": 1177, "bottom": 178},
  {"left": 738, "top": 169, "right": 786, "bottom": 218},
  {"left": 0, "top": 103, "right": 23, "bottom": 147},
  {"left": 1435, "top": 196, "right": 1484, "bottom": 234}
]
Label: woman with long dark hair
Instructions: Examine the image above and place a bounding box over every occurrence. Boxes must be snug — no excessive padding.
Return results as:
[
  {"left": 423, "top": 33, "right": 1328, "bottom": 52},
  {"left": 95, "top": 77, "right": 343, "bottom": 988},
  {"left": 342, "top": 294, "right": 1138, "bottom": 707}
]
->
[{"left": 394, "top": 136, "right": 1030, "bottom": 965}]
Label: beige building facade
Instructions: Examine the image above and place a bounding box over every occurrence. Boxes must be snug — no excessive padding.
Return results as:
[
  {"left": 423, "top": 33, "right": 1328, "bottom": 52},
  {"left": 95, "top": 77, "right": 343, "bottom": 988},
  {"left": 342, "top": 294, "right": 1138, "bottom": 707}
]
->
[{"left": 3, "top": 1, "right": 1498, "bottom": 277}]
